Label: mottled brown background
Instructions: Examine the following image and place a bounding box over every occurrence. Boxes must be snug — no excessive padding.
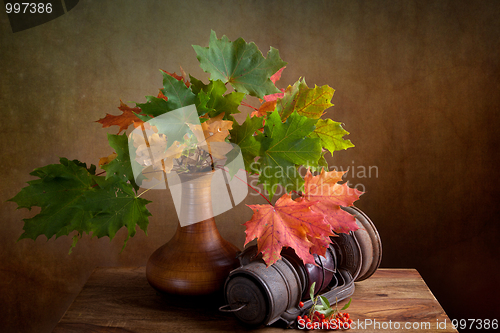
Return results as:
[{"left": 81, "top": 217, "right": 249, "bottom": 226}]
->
[{"left": 1, "top": 1, "right": 499, "bottom": 332}]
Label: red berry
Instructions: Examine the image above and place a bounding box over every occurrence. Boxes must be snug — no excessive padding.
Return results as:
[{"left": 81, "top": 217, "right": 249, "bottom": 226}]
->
[
  {"left": 299, "top": 301, "right": 304, "bottom": 308},
  {"left": 344, "top": 312, "right": 350, "bottom": 319},
  {"left": 297, "top": 315, "right": 302, "bottom": 320}
]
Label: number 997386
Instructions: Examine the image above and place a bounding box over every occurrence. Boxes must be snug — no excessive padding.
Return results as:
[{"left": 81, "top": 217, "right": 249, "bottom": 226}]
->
[
  {"left": 451, "top": 318, "right": 498, "bottom": 330},
  {"left": 6, "top": 2, "right": 53, "bottom": 14}
]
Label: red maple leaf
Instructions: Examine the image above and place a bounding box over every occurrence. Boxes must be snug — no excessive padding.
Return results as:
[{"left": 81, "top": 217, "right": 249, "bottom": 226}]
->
[
  {"left": 96, "top": 100, "right": 144, "bottom": 134},
  {"left": 244, "top": 193, "right": 332, "bottom": 266},
  {"left": 249, "top": 67, "right": 286, "bottom": 121},
  {"left": 157, "top": 89, "right": 168, "bottom": 101},
  {"left": 270, "top": 66, "right": 285, "bottom": 84},
  {"left": 301, "top": 168, "right": 363, "bottom": 234},
  {"left": 262, "top": 66, "right": 286, "bottom": 102}
]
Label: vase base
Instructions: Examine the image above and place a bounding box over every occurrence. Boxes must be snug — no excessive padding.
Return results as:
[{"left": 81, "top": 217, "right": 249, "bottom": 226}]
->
[{"left": 146, "top": 219, "right": 240, "bottom": 296}]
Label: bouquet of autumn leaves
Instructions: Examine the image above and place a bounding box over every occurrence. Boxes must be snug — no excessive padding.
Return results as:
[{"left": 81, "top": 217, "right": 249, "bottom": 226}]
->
[{"left": 9, "top": 31, "right": 362, "bottom": 265}]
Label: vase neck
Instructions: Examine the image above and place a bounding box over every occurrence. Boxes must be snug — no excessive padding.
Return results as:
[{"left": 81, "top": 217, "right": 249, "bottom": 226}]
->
[{"left": 177, "top": 171, "right": 215, "bottom": 227}]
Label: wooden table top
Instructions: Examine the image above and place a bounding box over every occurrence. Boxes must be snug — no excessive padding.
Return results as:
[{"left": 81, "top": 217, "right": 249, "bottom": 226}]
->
[{"left": 53, "top": 267, "right": 457, "bottom": 332}]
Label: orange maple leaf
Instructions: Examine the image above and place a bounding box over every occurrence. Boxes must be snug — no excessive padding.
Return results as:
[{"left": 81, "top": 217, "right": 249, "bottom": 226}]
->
[
  {"left": 244, "top": 193, "right": 332, "bottom": 267},
  {"left": 202, "top": 113, "right": 233, "bottom": 142},
  {"left": 301, "top": 168, "right": 363, "bottom": 234},
  {"left": 96, "top": 100, "right": 144, "bottom": 134},
  {"left": 187, "top": 113, "right": 234, "bottom": 159},
  {"left": 251, "top": 100, "right": 277, "bottom": 118}
]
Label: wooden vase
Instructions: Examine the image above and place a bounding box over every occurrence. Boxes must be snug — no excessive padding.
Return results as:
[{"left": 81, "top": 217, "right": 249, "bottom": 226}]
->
[{"left": 146, "top": 170, "right": 240, "bottom": 296}]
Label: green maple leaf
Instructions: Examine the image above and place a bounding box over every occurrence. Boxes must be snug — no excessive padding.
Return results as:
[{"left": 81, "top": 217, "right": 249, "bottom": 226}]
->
[
  {"left": 136, "top": 95, "right": 169, "bottom": 118},
  {"left": 188, "top": 75, "right": 207, "bottom": 94},
  {"left": 160, "top": 71, "right": 197, "bottom": 110},
  {"left": 193, "top": 31, "right": 287, "bottom": 99},
  {"left": 310, "top": 119, "right": 354, "bottom": 154},
  {"left": 136, "top": 73, "right": 212, "bottom": 148},
  {"left": 204, "top": 80, "right": 244, "bottom": 119},
  {"left": 9, "top": 158, "right": 95, "bottom": 241},
  {"left": 229, "top": 114, "right": 263, "bottom": 171},
  {"left": 194, "top": 89, "right": 212, "bottom": 117},
  {"left": 137, "top": 71, "right": 197, "bottom": 118},
  {"left": 276, "top": 78, "right": 334, "bottom": 120},
  {"left": 256, "top": 110, "right": 322, "bottom": 200},
  {"left": 102, "top": 133, "right": 143, "bottom": 191},
  {"left": 308, "top": 151, "right": 329, "bottom": 172},
  {"left": 84, "top": 175, "right": 151, "bottom": 248},
  {"left": 188, "top": 75, "right": 212, "bottom": 117},
  {"left": 190, "top": 76, "right": 244, "bottom": 120},
  {"left": 8, "top": 158, "right": 152, "bottom": 252},
  {"left": 64, "top": 159, "right": 96, "bottom": 176},
  {"left": 145, "top": 104, "right": 200, "bottom": 148},
  {"left": 221, "top": 92, "right": 245, "bottom": 114}
]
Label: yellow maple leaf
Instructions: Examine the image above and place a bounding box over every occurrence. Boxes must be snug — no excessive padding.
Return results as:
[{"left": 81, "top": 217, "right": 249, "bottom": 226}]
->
[{"left": 98, "top": 152, "right": 117, "bottom": 167}]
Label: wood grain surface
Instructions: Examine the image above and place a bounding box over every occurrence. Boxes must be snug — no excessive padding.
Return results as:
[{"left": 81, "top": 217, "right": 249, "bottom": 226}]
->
[{"left": 53, "top": 267, "right": 457, "bottom": 332}]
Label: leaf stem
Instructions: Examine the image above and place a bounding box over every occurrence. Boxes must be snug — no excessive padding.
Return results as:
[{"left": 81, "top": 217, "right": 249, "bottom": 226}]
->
[
  {"left": 216, "top": 166, "right": 272, "bottom": 205},
  {"left": 241, "top": 101, "right": 259, "bottom": 111},
  {"left": 137, "top": 180, "right": 164, "bottom": 197}
]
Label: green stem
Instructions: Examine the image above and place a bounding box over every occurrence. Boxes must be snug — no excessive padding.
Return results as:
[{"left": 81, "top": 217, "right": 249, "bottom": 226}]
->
[{"left": 137, "top": 180, "right": 164, "bottom": 198}]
